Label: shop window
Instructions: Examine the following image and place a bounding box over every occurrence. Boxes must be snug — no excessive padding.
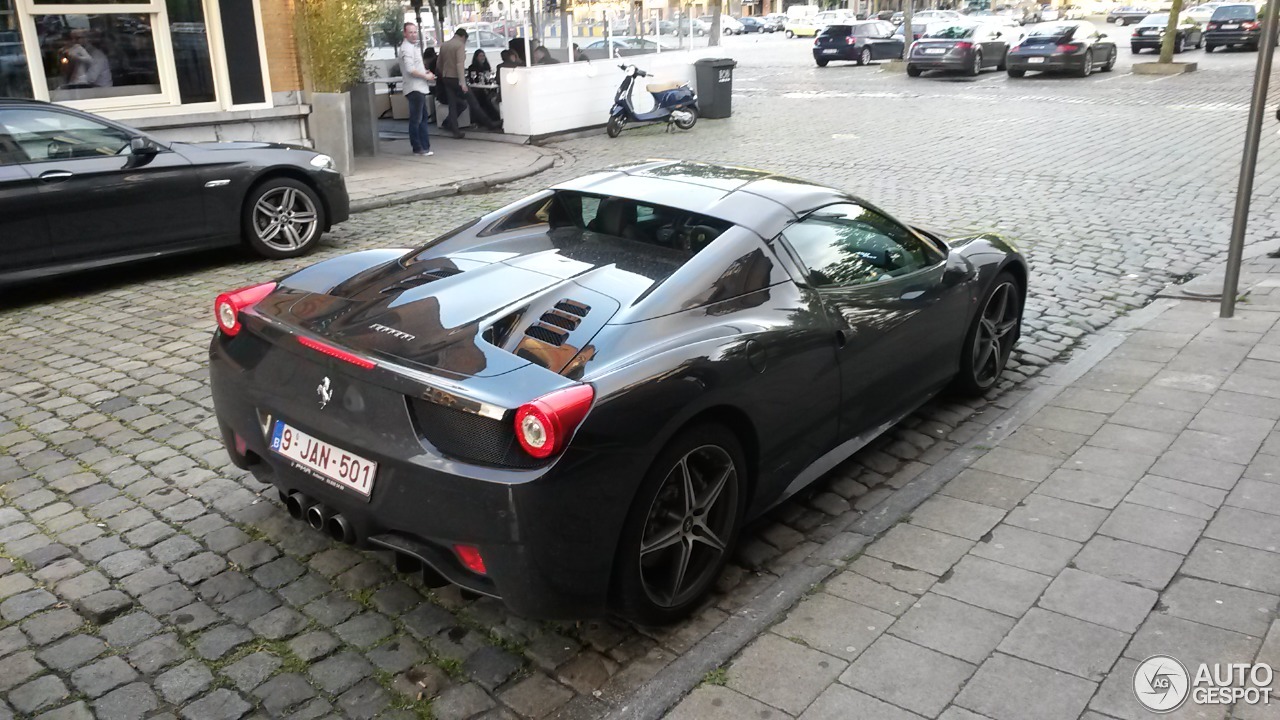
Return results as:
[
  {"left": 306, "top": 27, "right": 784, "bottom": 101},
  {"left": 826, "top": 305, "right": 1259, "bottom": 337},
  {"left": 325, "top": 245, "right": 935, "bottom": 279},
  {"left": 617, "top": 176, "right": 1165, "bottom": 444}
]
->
[{"left": 37, "top": 14, "right": 161, "bottom": 102}]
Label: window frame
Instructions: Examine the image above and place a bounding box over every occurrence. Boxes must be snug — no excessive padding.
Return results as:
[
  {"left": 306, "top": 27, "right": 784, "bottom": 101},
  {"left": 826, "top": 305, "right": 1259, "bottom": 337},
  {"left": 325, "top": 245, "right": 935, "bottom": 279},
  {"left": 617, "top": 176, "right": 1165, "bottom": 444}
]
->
[
  {"left": 775, "top": 201, "right": 948, "bottom": 290},
  {"left": 12, "top": 0, "right": 271, "bottom": 114}
]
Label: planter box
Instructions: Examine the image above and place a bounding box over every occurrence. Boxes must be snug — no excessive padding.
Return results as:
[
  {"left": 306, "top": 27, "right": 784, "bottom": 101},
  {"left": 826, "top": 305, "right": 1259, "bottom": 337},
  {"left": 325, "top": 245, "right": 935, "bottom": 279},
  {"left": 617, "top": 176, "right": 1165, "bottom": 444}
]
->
[{"left": 309, "top": 91, "right": 355, "bottom": 176}]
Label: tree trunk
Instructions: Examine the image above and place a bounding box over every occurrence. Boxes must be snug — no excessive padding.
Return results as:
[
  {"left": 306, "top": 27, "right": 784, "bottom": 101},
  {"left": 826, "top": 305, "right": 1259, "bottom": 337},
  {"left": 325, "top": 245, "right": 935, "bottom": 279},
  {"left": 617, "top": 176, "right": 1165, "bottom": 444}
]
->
[
  {"left": 1158, "top": 0, "right": 1184, "bottom": 63},
  {"left": 712, "top": 1, "right": 722, "bottom": 44}
]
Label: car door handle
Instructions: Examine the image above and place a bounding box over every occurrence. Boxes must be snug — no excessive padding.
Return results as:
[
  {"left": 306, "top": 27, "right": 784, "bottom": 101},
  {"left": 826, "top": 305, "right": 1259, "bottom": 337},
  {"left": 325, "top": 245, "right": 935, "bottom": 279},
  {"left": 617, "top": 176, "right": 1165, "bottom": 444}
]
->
[{"left": 38, "top": 170, "right": 73, "bottom": 183}]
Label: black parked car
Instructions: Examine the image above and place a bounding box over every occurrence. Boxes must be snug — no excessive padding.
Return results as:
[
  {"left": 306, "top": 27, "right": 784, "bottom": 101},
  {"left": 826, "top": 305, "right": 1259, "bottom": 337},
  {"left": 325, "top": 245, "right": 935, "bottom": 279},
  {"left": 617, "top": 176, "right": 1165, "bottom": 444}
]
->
[
  {"left": 1130, "top": 13, "right": 1205, "bottom": 52},
  {"left": 907, "top": 21, "right": 1011, "bottom": 76},
  {"left": 0, "top": 99, "right": 348, "bottom": 287},
  {"left": 1106, "top": 6, "right": 1153, "bottom": 25},
  {"left": 208, "top": 161, "right": 1028, "bottom": 623},
  {"left": 739, "top": 16, "right": 769, "bottom": 32},
  {"left": 814, "top": 20, "right": 904, "bottom": 65},
  {"left": 1205, "top": 4, "right": 1265, "bottom": 50},
  {"left": 1006, "top": 21, "right": 1117, "bottom": 76}
]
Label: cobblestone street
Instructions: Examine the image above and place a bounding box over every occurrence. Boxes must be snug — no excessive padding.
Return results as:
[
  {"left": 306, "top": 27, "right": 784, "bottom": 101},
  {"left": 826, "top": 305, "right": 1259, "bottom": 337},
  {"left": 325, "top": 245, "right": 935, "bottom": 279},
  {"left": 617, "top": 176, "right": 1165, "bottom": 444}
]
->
[{"left": 3, "top": 35, "right": 1280, "bottom": 720}]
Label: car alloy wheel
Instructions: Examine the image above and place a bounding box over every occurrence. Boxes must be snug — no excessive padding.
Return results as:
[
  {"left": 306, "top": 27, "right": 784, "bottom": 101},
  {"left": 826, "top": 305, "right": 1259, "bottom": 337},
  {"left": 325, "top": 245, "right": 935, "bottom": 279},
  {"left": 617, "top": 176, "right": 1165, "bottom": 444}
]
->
[
  {"left": 786, "top": 29, "right": 794, "bottom": 37},
  {"left": 859, "top": 47, "right": 872, "bottom": 65},
  {"left": 955, "top": 272, "right": 1021, "bottom": 395},
  {"left": 1177, "top": 35, "right": 1186, "bottom": 52},
  {"left": 243, "top": 178, "right": 325, "bottom": 259},
  {"left": 1078, "top": 49, "right": 1093, "bottom": 76},
  {"left": 968, "top": 50, "right": 982, "bottom": 76},
  {"left": 638, "top": 444, "right": 739, "bottom": 609},
  {"left": 1116, "top": 17, "right": 1126, "bottom": 25}
]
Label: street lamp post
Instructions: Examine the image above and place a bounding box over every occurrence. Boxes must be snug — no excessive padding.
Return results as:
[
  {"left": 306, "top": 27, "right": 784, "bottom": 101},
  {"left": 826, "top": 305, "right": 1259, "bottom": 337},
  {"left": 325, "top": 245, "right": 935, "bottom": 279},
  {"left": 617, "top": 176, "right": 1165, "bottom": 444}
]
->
[{"left": 1220, "top": 3, "right": 1280, "bottom": 317}]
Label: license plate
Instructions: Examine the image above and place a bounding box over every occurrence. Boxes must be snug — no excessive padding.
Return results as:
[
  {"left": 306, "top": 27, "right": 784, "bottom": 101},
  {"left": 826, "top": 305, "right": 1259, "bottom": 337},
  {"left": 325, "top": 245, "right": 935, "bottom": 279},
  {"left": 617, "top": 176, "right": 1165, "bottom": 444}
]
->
[
  {"left": 1028, "top": 56, "right": 1045, "bottom": 63},
  {"left": 1223, "top": 23, "right": 1239, "bottom": 29},
  {"left": 270, "top": 420, "right": 377, "bottom": 498},
  {"left": 823, "top": 48, "right": 838, "bottom": 53},
  {"left": 924, "top": 47, "right": 946, "bottom": 54}
]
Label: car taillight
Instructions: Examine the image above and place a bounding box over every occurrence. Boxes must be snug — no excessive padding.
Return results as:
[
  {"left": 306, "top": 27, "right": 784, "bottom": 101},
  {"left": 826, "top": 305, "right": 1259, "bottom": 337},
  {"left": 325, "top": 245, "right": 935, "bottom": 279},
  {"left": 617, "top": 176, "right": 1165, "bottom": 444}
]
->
[
  {"left": 815, "top": 37, "right": 821, "bottom": 45},
  {"left": 514, "top": 384, "right": 594, "bottom": 459},
  {"left": 453, "top": 544, "right": 486, "bottom": 575},
  {"left": 214, "top": 282, "right": 276, "bottom": 336},
  {"left": 846, "top": 35, "right": 856, "bottom": 44},
  {"left": 1208, "top": 21, "right": 1219, "bottom": 29},
  {"left": 954, "top": 41, "right": 973, "bottom": 49},
  {"left": 296, "top": 336, "right": 377, "bottom": 369},
  {"left": 1243, "top": 20, "right": 1259, "bottom": 29},
  {"left": 1056, "top": 42, "right": 1080, "bottom": 52}
]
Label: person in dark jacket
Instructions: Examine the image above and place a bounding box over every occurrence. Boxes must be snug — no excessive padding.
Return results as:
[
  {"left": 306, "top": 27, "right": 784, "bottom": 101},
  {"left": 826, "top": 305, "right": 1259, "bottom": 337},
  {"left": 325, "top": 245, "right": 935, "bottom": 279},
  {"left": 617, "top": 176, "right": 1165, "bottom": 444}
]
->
[
  {"left": 439, "top": 28, "right": 499, "bottom": 136},
  {"left": 467, "top": 49, "right": 501, "bottom": 122}
]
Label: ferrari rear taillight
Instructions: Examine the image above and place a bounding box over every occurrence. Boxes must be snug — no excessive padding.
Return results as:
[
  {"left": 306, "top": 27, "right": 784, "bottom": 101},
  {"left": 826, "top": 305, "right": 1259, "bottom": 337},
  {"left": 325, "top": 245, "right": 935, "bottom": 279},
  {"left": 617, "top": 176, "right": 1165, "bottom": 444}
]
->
[
  {"left": 297, "top": 336, "right": 377, "bottom": 370},
  {"left": 214, "top": 282, "right": 276, "bottom": 336},
  {"left": 454, "top": 544, "right": 486, "bottom": 575},
  {"left": 514, "top": 384, "right": 594, "bottom": 459}
]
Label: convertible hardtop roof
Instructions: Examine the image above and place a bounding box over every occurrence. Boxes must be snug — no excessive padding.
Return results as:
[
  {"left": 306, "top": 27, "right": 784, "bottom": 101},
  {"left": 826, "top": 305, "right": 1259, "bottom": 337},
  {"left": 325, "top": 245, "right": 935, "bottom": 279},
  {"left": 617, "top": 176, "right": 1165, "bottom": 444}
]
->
[{"left": 550, "top": 160, "right": 851, "bottom": 239}]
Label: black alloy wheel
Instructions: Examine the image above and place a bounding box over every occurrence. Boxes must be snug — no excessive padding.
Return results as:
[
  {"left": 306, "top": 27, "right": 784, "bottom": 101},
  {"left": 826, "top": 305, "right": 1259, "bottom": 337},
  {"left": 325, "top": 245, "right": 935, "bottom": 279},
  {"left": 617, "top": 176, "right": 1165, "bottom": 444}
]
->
[
  {"left": 954, "top": 272, "right": 1022, "bottom": 396},
  {"left": 1077, "top": 49, "right": 1093, "bottom": 76},
  {"left": 1177, "top": 35, "right": 1187, "bottom": 52},
  {"left": 968, "top": 50, "right": 983, "bottom": 76},
  {"left": 614, "top": 424, "right": 746, "bottom": 624}
]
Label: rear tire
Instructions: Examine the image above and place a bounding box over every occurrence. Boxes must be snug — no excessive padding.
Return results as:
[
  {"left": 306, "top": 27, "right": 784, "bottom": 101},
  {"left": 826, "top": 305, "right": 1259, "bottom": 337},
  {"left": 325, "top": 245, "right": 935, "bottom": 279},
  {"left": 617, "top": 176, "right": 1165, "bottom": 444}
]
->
[
  {"left": 907, "top": 64, "right": 922, "bottom": 76},
  {"left": 673, "top": 106, "right": 698, "bottom": 130},
  {"left": 606, "top": 114, "right": 625, "bottom": 138},
  {"left": 1007, "top": 67, "right": 1025, "bottom": 77},
  {"left": 967, "top": 50, "right": 982, "bottom": 76},
  {"left": 1115, "top": 16, "right": 1127, "bottom": 26},
  {"left": 1177, "top": 35, "right": 1187, "bottom": 53},
  {"left": 1205, "top": 43, "right": 1216, "bottom": 52},
  {"left": 858, "top": 47, "right": 872, "bottom": 65},
  {"left": 786, "top": 29, "right": 795, "bottom": 38},
  {"left": 1102, "top": 48, "right": 1117, "bottom": 71},
  {"left": 243, "top": 178, "right": 326, "bottom": 259},
  {"left": 1077, "top": 49, "right": 1093, "bottom": 76},
  {"left": 612, "top": 424, "right": 747, "bottom": 625},
  {"left": 952, "top": 272, "right": 1022, "bottom": 397},
  {"left": 816, "top": 58, "right": 830, "bottom": 67}
]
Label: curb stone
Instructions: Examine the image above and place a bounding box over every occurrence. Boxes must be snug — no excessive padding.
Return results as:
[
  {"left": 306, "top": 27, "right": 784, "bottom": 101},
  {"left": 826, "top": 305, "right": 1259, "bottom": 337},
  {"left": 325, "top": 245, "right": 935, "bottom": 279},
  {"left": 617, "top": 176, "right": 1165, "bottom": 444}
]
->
[{"left": 348, "top": 155, "right": 556, "bottom": 214}]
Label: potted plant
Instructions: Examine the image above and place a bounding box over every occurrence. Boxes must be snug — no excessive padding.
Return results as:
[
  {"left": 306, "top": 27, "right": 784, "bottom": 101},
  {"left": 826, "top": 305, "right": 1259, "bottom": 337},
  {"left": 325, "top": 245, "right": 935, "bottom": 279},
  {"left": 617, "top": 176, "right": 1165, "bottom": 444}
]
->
[{"left": 295, "top": 0, "right": 379, "bottom": 174}]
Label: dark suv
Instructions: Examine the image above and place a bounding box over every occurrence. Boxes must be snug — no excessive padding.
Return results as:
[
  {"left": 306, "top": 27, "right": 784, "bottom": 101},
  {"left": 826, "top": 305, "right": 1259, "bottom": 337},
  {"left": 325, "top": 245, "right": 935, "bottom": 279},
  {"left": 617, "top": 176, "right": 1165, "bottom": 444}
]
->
[{"left": 1204, "top": 4, "right": 1263, "bottom": 51}]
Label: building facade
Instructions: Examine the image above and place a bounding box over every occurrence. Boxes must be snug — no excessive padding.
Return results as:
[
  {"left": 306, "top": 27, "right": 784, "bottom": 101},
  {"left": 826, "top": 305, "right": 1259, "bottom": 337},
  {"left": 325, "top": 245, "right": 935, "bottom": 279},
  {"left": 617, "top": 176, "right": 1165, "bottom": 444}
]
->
[{"left": 0, "top": 0, "right": 309, "bottom": 143}]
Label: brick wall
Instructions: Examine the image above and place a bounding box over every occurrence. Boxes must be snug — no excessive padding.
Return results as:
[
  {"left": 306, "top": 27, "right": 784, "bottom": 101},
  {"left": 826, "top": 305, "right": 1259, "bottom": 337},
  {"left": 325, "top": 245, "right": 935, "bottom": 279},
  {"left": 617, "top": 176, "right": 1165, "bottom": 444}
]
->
[{"left": 259, "top": 0, "right": 303, "bottom": 92}]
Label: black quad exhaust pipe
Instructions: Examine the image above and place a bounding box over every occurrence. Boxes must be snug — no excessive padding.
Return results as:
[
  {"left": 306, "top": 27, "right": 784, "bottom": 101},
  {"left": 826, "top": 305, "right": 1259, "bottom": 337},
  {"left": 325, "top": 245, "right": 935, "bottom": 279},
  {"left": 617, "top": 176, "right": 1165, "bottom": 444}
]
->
[
  {"left": 305, "top": 503, "right": 333, "bottom": 531},
  {"left": 326, "top": 514, "right": 355, "bottom": 544}
]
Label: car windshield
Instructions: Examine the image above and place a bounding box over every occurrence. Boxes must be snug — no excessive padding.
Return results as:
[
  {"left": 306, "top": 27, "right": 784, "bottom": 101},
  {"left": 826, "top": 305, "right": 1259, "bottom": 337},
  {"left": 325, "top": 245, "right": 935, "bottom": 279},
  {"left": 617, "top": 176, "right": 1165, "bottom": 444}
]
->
[
  {"left": 1139, "top": 13, "right": 1169, "bottom": 24},
  {"left": 1029, "top": 23, "right": 1078, "bottom": 35},
  {"left": 924, "top": 23, "right": 976, "bottom": 37},
  {"left": 1212, "top": 5, "right": 1257, "bottom": 18}
]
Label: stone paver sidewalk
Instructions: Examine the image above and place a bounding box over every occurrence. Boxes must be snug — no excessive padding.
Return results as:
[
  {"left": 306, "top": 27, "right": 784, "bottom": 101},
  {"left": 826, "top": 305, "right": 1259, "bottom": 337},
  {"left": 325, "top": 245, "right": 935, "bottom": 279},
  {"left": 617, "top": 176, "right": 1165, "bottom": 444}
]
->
[
  {"left": 346, "top": 132, "right": 556, "bottom": 212},
  {"left": 668, "top": 252, "right": 1280, "bottom": 720}
]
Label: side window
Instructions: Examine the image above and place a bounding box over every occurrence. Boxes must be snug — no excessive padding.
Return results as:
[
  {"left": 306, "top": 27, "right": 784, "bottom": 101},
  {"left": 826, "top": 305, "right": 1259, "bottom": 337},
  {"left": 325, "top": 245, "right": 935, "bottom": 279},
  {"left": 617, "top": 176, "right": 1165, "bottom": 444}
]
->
[
  {"left": 580, "top": 196, "right": 601, "bottom": 226},
  {"left": 782, "top": 203, "right": 941, "bottom": 288},
  {"left": 0, "top": 108, "right": 131, "bottom": 162}
]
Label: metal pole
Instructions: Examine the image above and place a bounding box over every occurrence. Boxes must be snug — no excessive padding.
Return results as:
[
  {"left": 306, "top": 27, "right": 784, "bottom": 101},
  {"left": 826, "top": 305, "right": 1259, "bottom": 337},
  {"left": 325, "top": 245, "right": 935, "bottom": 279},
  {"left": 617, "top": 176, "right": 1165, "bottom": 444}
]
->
[{"left": 1220, "top": 4, "right": 1279, "bottom": 317}]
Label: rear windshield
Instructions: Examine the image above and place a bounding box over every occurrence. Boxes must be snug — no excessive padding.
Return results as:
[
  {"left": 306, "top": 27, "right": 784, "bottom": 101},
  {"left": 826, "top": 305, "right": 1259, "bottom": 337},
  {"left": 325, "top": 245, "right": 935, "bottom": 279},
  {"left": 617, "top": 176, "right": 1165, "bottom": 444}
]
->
[
  {"left": 924, "top": 24, "right": 976, "bottom": 38},
  {"left": 1138, "top": 13, "right": 1169, "bottom": 25},
  {"left": 821, "top": 24, "right": 853, "bottom": 35},
  {"left": 1212, "top": 5, "right": 1257, "bottom": 18}
]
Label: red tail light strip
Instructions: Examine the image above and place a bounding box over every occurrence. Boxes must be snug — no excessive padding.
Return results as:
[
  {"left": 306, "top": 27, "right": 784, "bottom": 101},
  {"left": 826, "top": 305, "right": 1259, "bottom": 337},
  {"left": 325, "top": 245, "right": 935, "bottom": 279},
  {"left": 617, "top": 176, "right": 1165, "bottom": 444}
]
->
[{"left": 297, "top": 336, "right": 377, "bottom": 370}]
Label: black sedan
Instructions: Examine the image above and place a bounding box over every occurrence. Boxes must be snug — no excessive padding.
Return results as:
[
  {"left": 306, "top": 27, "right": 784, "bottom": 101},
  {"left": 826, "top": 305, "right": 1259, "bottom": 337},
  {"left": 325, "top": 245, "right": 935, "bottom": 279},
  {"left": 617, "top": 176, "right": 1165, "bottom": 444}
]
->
[
  {"left": 1107, "top": 6, "right": 1153, "bottom": 25},
  {"left": 907, "top": 21, "right": 1011, "bottom": 76},
  {"left": 1006, "top": 21, "right": 1117, "bottom": 76},
  {"left": 739, "top": 16, "right": 769, "bottom": 32},
  {"left": 814, "top": 20, "right": 904, "bottom": 65},
  {"left": 208, "top": 161, "right": 1028, "bottom": 623},
  {"left": 1130, "top": 13, "right": 1205, "bottom": 53},
  {"left": 1205, "top": 4, "right": 1266, "bottom": 51},
  {"left": 0, "top": 99, "right": 348, "bottom": 287}
]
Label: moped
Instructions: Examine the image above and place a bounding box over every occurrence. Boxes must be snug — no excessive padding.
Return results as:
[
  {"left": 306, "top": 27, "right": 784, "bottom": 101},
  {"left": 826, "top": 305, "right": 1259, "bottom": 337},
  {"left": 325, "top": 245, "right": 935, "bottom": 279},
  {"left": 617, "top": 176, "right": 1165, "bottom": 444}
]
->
[{"left": 606, "top": 64, "right": 698, "bottom": 138}]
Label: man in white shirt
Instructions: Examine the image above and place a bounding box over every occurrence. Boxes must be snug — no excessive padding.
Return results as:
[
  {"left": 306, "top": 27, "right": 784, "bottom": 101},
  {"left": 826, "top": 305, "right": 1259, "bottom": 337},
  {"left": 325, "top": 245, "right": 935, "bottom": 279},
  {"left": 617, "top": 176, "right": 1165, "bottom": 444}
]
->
[{"left": 399, "top": 23, "right": 435, "bottom": 156}]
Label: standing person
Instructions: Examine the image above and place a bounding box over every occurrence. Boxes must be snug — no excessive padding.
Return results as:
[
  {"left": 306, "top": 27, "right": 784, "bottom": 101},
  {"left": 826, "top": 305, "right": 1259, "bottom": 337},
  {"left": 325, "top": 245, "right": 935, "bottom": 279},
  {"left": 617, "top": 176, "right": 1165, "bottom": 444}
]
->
[
  {"left": 400, "top": 23, "right": 436, "bottom": 156},
  {"left": 439, "top": 28, "right": 500, "bottom": 137}
]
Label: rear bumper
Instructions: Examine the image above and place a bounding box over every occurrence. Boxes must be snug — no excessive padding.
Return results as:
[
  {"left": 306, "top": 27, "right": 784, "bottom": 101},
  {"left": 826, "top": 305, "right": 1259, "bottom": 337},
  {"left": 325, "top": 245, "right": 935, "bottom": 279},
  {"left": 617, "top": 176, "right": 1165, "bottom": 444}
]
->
[
  {"left": 909, "top": 53, "right": 971, "bottom": 70},
  {"left": 209, "top": 336, "right": 637, "bottom": 619},
  {"left": 1205, "top": 29, "right": 1259, "bottom": 44},
  {"left": 1007, "top": 53, "right": 1081, "bottom": 71},
  {"left": 1130, "top": 36, "right": 1166, "bottom": 49},
  {"left": 813, "top": 47, "right": 854, "bottom": 60}
]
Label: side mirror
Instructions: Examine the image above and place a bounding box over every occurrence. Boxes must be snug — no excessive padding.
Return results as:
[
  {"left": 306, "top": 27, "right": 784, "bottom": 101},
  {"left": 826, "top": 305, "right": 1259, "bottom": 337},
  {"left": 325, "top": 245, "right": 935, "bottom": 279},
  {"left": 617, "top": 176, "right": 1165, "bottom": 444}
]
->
[{"left": 129, "top": 137, "right": 158, "bottom": 156}]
